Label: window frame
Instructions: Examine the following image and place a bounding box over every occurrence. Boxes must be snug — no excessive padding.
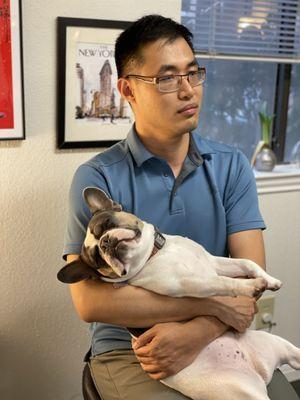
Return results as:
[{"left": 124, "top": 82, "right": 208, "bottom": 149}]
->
[{"left": 272, "top": 63, "right": 292, "bottom": 163}]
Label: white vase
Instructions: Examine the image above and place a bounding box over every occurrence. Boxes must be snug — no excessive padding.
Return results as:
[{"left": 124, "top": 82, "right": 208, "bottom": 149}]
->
[{"left": 254, "top": 145, "right": 277, "bottom": 172}]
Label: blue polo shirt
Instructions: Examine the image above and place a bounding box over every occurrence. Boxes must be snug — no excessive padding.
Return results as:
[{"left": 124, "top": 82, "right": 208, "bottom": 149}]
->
[{"left": 63, "top": 125, "right": 265, "bottom": 356}]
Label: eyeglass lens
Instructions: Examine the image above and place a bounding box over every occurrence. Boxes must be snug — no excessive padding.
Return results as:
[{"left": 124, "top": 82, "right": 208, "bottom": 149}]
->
[{"left": 158, "top": 70, "right": 205, "bottom": 92}]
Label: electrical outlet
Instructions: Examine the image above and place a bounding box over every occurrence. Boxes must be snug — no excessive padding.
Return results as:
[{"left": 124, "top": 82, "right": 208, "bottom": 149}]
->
[{"left": 255, "top": 296, "right": 275, "bottom": 330}]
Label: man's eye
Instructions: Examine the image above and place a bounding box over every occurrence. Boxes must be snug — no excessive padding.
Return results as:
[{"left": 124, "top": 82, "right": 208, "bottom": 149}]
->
[
  {"left": 158, "top": 75, "right": 175, "bottom": 83},
  {"left": 188, "top": 70, "right": 198, "bottom": 77}
]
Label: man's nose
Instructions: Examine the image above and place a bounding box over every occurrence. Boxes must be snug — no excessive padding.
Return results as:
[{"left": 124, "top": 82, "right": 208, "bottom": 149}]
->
[{"left": 177, "top": 76, "right": 194, "bottom": 99}]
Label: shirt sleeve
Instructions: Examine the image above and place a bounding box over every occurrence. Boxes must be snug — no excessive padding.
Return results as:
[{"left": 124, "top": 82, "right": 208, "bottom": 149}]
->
[
  {"left": 225, "top": 149, "right": 266, "bottom": 235},
  {"left": 62, "top": 163, "right": 110, "bottom": 260}
]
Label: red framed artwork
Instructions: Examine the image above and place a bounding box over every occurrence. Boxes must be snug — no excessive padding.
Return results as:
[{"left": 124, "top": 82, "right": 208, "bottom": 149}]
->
[{"left": 0, "top": 0, "right": 25, "bottom": 140}]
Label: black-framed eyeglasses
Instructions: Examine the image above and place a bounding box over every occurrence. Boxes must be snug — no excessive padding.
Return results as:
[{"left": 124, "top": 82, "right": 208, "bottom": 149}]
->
[{"left": 125, "top": 67, "right": 206, "bottom": 93}]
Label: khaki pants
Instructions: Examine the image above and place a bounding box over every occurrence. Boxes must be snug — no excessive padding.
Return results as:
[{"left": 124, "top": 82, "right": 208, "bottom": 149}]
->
[{"left": 90, "top": 349, "right": 191, "bottom": 400}]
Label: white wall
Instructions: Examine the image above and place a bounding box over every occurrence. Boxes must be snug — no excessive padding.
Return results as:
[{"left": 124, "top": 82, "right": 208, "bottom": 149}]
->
[
  {"left": 0, "top": 1, "right": 181, "bottom": 400},
  {"left": 1, "top": 1, "right": 299, "bottom": 399},
  {"left": 258, "top": 190, "right": 300, "bottom": 381}
]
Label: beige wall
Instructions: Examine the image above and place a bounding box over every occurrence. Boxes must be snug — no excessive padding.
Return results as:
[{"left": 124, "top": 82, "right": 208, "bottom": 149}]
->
[
  {"left": 258, "top": 190, "right": 300, "bottom": 381},
  {"left": 0, "top": 1, "right": 180, "bottom": 400},
  {"left": 0, "top": 1, "right": 299, "bottom": 399}
]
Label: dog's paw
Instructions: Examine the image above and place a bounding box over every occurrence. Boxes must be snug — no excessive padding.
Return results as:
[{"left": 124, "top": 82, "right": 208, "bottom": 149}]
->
[
  {"left": 253, "top": 277, "right": 268, "bottom": 295},
  {"left": 243, "top": 277, "right": 267, "bottom": 297},
  {"left": 266, "top": 278, "right": 282, "bottom": 291}
]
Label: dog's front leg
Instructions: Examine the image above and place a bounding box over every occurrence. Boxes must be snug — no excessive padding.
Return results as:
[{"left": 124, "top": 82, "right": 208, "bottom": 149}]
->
[
  {"left": 178, "top": 275, "right": 267, "bottom": 298},
  {"left": 212, "top": 257, "right": 282, "bottom": 291}
]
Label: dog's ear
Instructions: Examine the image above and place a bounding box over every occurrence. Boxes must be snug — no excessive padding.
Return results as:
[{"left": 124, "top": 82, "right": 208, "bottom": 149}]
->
[
  {"left": 83, "top": 187, "right": 122, "bottom": 214},
  {"left": 57, "top": 258, "right": 101, "bottom": 284}
]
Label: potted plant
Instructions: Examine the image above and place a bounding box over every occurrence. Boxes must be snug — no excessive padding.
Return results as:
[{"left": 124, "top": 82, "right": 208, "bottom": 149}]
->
[{"left": 251, "top": 102, "right": 277, "bottom": 171}]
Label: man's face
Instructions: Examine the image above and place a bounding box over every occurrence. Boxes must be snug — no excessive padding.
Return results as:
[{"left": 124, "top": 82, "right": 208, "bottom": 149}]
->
[{"left": 125, "top": 37, "right": 203, "bottom": 138}]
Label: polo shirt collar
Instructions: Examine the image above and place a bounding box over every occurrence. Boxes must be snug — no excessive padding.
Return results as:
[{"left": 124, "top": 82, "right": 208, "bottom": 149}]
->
[
  {"left": 188, "top": 133, "right": 203, "bottom": 166},
  {"left": 127, "top": 125, "right": 154, "bottom": 167},
  {"left": 127, "top": 124, "right": 214, "bottom": 167},
  {"left": 190, "top": 131, "right": 216, "bottom": 159}
]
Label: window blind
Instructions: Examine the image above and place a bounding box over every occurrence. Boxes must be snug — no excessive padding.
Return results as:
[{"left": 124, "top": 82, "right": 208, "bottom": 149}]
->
[{"left": 181, "top": 0, "right": 300, "bottom": 63}]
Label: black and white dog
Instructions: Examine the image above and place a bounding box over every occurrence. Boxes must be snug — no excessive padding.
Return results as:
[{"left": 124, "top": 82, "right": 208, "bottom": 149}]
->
[{"left": 58, "top": 187, "right": 300, "bottom": 400}]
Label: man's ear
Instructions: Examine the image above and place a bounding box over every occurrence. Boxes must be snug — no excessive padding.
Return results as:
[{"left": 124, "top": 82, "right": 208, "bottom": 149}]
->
[
  {"left": 83, "top": 187, "right": 122, "bottom": 214},
  {"left": 57, "top": 258, "right": 101, "bottom": 284},
  {"left": 117, "top": 78, "right": 135, "bottom": 102}
]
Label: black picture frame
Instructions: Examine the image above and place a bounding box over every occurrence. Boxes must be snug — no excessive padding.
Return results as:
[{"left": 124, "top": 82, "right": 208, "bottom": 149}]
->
[
  {"left": 0, "top": 0, "right": 25, "bottom": 141},
  {"left": 57, "top": 17, "right": 132, "bottom": 149}
]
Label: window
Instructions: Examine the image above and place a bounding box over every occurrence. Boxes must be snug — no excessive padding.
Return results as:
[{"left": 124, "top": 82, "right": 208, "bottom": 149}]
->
[
  {"left": 196, "top": 59, "right": 277, "bottom": 160},
  {"left": 181, "top": 0, "right": 300, "bottom": 163},
  {"left": 285, "top": 65, "right": 300, "bottom": 162}
]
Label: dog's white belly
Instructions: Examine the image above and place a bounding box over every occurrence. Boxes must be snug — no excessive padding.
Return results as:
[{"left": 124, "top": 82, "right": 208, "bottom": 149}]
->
[{"left": 162, "top": 331, "right": 269, "bottom": 400}]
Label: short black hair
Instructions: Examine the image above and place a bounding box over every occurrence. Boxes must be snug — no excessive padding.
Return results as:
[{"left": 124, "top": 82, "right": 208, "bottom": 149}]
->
[{"left": 115, "top": 14, "right": 194, "bottom": 78}]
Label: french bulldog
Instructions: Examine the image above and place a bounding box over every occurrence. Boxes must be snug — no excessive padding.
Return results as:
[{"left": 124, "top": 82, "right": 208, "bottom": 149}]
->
[{"left": 58, "top": 187, "right": 300, "bottom": 400}]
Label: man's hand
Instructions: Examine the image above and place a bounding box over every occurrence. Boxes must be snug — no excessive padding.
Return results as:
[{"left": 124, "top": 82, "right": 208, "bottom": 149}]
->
[
  {"left": 132, "top": 317, "right": 227, "bottom": 380},
  {"left": 132, "top": 322, "right": 195, "bottom": 380},
  {"left": 211, "top": 295, "right": 258, "bottom": 333}
]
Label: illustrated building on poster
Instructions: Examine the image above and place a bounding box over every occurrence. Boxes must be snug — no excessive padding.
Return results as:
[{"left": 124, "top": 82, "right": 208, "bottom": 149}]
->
[
  {"left": 76, "top": 63, "right": 85, "bottom": 111},
  {"left": 75, "top": 42, "right": 132, "bottom": 124},
  {"left": 99, "top": 60, "right": 112, "bottom": 115}
]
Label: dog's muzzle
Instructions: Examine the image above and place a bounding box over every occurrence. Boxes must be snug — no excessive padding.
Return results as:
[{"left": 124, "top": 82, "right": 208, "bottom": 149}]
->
[
  {"left": 100, "top": 234, "right": 119, "bottom": 252},
  {"left": 99, "top": 228, "right": 141, "bottom": 262}
]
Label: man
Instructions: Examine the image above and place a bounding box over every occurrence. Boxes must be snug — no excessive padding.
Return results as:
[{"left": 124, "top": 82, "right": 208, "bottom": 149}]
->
[{"left": 63, "top": 15, "right": 266, "bottom": 399}]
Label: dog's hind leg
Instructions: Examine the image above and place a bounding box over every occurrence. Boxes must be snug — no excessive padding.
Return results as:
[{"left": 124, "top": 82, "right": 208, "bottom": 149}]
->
[{"left": 241, "top": 330, "right": 300, "bottom": 384}]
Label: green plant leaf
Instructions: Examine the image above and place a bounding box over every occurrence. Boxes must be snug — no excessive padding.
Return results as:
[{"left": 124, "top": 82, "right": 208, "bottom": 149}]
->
[{"left": 258, "top": 104, "right": 275, "bottom": 145}]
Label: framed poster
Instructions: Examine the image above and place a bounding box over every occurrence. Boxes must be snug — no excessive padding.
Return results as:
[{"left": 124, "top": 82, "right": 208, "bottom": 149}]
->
[
  {"left": 0, "top": 0, "right": 25, "bottom": 140},
  {"left": 57, "top": 17, "right": 133, "bottom": 149}
]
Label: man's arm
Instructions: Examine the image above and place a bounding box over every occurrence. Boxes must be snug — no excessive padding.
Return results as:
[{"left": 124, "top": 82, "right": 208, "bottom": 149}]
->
[
  {"left": 228, "top": 229, "right": 266, "bottom": 268},
  {"left": 67, "top": 255, "right": 243, "bottom": 328}
]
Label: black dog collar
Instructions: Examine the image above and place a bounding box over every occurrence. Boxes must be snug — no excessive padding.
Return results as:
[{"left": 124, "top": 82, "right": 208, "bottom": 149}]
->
[
  {"left": 149, "top": 226, "right": 166, "bottom": 259},
  {"left": 154, "top": 226, "right": 166, "bottom": 249}
]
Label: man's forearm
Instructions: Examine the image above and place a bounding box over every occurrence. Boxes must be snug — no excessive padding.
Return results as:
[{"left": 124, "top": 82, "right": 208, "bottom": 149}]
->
[
  {"left": 70, "top": 279, "right": 223, "bottom": 327},
  {"left": 182, "top": 315, "right": 228, "bottom": 351}
]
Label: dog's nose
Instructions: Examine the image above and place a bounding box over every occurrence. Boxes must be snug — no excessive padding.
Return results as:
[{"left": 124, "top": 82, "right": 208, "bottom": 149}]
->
[{"left": 100, "top": 234, "right": 117, "bottom": 251}]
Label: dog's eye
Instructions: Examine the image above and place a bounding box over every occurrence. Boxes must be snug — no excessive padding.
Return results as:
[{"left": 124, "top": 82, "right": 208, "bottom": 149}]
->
[
  {"left": 87, "top": 245, "right": 105, "bottom": 268},
  {"left": 93, "top": 224, "right": 103, "bottom": 238},
  {"left": 93, "top": 218, "right": 114, "bottom": 238},
  {"left": 93, "top": 246, "right": 105, "bottom": 267}
]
